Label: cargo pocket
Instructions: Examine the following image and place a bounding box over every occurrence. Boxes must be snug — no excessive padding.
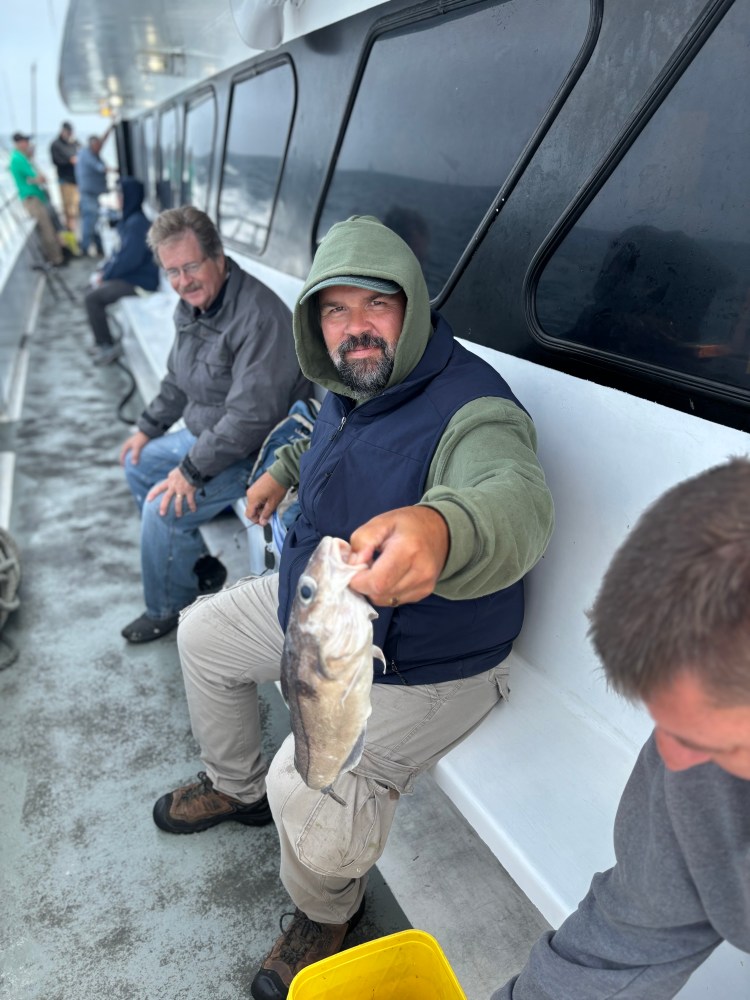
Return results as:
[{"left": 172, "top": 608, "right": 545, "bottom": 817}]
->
[
  {"left": 493, "top": 661, "right": 511, "bottom": 702},
  {"left": 355, "top": 747, "right": 421, "bottom": 795},
  {"left": 295, "top": 772, "right": 399, "bottom": 879}
]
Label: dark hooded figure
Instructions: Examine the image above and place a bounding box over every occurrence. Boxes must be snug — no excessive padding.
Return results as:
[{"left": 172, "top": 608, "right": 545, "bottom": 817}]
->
[{"left": 84, "top": 176, "right": 159, "bottom": 365}]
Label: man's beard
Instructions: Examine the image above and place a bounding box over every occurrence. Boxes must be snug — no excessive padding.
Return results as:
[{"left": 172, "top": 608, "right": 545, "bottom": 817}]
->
[{"left": 329, "top": 333, "right": 395, "bottom": 399}]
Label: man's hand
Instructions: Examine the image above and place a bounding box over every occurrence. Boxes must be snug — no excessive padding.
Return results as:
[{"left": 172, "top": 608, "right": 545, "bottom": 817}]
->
[
  {"left": 348, "top": 506, "right": 450, "bottom": 607},
  {"left": 119, "top": 429, "right": 151, "bottom": 466},
  {"left": 244, "top": 472, "right": 287, "bottom": 526},
  {"left": 147, "top": 467, "right": 197, "bottom": 516}
]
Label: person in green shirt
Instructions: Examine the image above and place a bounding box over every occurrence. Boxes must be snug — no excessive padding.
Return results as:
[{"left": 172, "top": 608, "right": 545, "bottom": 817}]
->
[{"left": 9, "top": 132, "right": 64, "bottom": 266}]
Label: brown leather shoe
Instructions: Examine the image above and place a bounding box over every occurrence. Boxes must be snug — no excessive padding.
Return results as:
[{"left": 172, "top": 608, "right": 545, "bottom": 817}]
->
[
  {"left": 250, "top": 897, "right": 365, "bottom": 999},
  {"left": 152, "top": 771, "right": 273, "bottom": 834}
]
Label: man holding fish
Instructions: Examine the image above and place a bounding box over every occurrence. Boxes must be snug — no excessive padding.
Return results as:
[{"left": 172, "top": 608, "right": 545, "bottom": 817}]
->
[{"left": 154, "top": 215, "right": 555, "bottom": 999}]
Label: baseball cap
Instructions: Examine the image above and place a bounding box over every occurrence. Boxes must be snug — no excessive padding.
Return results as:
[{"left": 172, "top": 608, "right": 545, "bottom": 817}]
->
[
  {"left": 300, "top": 275, "right": 402, "bottom": 304},
  {"left": 12, "top": 132, "right": 32, "bottom": 143}
]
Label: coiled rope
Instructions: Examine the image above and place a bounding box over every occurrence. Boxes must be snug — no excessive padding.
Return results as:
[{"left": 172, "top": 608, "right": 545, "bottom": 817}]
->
[{"left": 0, "top": 527, "right": 21, "bottom": 670}]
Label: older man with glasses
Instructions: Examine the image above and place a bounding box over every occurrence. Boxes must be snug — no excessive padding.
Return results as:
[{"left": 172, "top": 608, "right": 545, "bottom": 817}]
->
[{"left": 118, "top": 205, "right": 309, "bottom": 643}]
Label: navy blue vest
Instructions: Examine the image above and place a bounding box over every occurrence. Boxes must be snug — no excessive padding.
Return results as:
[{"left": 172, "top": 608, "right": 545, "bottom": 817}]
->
[{"left": 278, "top": 314, "right": 526, "bottom": 685}]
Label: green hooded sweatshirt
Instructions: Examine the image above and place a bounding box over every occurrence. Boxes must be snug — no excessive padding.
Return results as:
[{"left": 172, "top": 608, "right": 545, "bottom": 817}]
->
[
  {"left": 269, "top": 216, "right": 554, "bottom": 599},
  {"left": 293, "top": 214, "right": 432, "bottom": 396}
]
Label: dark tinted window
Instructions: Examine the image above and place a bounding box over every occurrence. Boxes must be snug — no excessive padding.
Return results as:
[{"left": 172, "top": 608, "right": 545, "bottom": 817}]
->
[
  {"left": 142, "top": 114, "right": 158, "bottom": 206},
  {"left": 129, "top": 119, "right": 144, "bottom": 182},
  {"left": 219, "top": 62, "right": 295, "bottom": 253},
  {"left": 158, "top": 106, "right": 180, "bottom": 210},
  {"left": 182, "top": 92, "right": 216, "bottom": 212},
  {"left": 535, "top": 2, "right": 750, "bottom": 393},
  {"left": 318, "top": 0, "right": 589, "bottom": 298}
]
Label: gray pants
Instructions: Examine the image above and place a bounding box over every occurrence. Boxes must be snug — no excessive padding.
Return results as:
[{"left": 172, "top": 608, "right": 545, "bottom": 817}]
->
[
  {"left": 84, "top": 279, "right": 137, "bottom": 346},
  {"left": 177, "top": 573, "right": 508, "bottom": 924}
]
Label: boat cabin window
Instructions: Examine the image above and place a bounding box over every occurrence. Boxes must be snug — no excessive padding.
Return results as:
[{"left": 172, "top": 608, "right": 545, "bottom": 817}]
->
[
  {"left": 535, "top": 0, "right": 750, "bottom": 396},
  {"left": 219, "top": 62, "right": 295, "bottom": 253},
  {"left": 129, "top": 119, "right": 144, "bottom": 187},
  {"left": 157, "top": 106, "right": 180, "bottom": 211},
  {"left": 182, "top": 91, "right": 217, "bottom": 213},
  {"left": 317, "top": 0, "right": 589, "bottom": 299},
  {"left": 142, "top": 114, "right": 158, "bottom": 209}
]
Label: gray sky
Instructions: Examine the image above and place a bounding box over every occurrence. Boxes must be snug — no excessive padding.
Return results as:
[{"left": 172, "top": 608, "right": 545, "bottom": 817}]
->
[{"left": 0, "top": 0, "right": 105, "bottom": 140}]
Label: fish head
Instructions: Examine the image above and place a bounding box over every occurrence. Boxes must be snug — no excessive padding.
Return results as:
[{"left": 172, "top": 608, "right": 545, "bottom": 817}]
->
[
  {"left": 289, "top": 536, "right": 377, "bottom": 681},
  {"left": 282, "top": 535, "right": 383, "bottom": 793}
]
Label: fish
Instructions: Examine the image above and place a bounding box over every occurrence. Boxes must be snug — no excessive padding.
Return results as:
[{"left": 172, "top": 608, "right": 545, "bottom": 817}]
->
[{"left": 281, "top": 535, "right": 386, "bottom": 805}]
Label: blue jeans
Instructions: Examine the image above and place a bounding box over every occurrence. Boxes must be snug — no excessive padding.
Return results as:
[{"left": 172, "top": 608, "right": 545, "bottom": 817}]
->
[
  {"left": 123, "top": 428, "right": 255, "bottom": 619},
  {"left": 79, "top": 194, "right": 103, "bottom": 255}
]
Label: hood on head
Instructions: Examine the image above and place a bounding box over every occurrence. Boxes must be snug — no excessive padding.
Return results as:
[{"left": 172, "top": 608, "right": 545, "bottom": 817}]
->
[
  {"left": 119, "top": 176, "right": 145, "bottom": 219},
  {"left": 293, "top": 215, "right": 432, "bottom": 397}
]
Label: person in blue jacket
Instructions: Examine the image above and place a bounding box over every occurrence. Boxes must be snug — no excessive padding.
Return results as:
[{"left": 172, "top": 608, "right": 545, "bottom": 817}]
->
[
  {"left": 84, "top": 177, "right": 159, "bottom": 366},
  {"left": 75, "top": 128, "right": 114, "bottom": 257}
]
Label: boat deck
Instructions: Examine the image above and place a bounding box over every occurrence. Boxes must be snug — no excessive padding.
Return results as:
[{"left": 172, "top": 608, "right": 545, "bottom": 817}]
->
[{"left": 0, "top": 257, "right": 548, "bottom": 1000}]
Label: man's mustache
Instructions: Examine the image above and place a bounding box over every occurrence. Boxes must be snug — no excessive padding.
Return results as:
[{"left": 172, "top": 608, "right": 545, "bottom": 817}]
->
[{"left": 337, "top": 333, "right": 387, "bottom": 356}]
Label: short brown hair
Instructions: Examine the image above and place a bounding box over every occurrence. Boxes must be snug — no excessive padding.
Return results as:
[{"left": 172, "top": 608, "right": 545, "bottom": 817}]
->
[
  {"left": 147, "top": 206, "right": 223, "bottom": 265},
  {"left": 588, "top": 458, "right": 750, "bottom": 705}
]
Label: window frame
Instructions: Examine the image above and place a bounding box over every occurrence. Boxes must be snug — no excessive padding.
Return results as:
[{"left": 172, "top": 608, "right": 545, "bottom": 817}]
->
[
  {"left": 525, "top": 0, "right": 744, "bottom": 403},
  {"left": 181, "top": 87, "right": 218, "bottom": 212},
  {"left": 140, "top": 112, "right": 158, "bottom": 208},
  {"left": 218, "top": 55, "right": 298, "bottom": 256},
  {"left": 313, "top": 0, "right": 602, "bottom": 304},
  {"left": 157, "top": 103, "right": 182, "bottom": 211}
]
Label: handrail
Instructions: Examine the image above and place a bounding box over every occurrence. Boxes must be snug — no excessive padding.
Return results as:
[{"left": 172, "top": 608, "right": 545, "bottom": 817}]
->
[{"left": 0, "top": 190, "right": 16, "bottom": 214}]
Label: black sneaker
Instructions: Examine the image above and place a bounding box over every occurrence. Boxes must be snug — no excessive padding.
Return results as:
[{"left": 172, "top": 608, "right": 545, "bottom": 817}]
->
[
  {"left": 194, "top": 554, "right": 228, "bottom": 594},
  {"left": 153, "top": 772, "right": 273, "bottom": 834},
  {"left": 121, "top": 611, "right": 179, "bottom": 643},
  {"left": 250, "top": 897, "right": 366, "bottom": 999}
]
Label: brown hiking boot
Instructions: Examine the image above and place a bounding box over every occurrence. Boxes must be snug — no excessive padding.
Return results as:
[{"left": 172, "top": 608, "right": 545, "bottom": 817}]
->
[
  {"left": 250, "top": 897, "right": 366, "bottom": 1000},
  {"left": 152, "top": 771, "right": 273, "bottom": 834}
]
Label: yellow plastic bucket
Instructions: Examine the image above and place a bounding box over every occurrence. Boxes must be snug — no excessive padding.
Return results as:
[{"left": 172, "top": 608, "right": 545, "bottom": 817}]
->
[{"left": 287, "top": 929, "right": 468, "bottom": 999}]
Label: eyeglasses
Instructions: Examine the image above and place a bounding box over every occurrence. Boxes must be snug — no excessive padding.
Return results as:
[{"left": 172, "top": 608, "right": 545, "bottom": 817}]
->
[{"left": 163, "top": 258, "right": 207, "bottom": 281}]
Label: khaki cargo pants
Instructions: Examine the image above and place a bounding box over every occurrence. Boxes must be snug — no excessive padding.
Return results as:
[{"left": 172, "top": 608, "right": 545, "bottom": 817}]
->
[{"left": 178, "top": 573, "right": 508, "bottom": 924}]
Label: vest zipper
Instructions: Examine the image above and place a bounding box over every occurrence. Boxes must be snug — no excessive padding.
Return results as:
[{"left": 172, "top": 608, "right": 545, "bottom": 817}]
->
[
  {"left": 388, "top": 658, "right": 409, "bottom": 685},
  {"left": 305, "top": 411, "right": 349, "bottom": 493}
]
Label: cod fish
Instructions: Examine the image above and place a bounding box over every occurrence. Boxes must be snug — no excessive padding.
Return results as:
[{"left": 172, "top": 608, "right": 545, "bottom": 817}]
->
[{"left": 281, "top": 535, "right": 385, "bottom": 804}]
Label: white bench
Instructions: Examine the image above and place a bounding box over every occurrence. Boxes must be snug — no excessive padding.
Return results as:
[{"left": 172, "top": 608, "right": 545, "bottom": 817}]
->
[
  {"left": 417, "top": 344, "right": 750, "bottom": 999},
  {"left": 114, "top": 275, "right": 177, "bottom": 404}
]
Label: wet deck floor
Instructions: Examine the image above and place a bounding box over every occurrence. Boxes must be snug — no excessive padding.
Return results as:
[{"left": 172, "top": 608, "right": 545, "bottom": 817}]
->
[{"left": 0, "top": 258, "right": 411, "bottom": 999}]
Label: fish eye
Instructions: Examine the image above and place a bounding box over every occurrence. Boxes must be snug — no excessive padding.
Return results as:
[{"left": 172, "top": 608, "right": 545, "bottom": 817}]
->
[{"left": 298, "top": 577, "right": 317, "bottom": 604}]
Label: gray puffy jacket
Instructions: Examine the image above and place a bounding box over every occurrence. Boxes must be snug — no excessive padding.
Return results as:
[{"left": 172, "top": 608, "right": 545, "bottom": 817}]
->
[{"left": 138, "top": 258, "right": 308, "bottom": 485}]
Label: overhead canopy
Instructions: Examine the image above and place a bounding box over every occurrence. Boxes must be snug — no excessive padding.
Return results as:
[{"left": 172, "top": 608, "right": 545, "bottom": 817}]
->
[
  {"left": 59, "top": 0, "right": 256, "bottom": 118},
  {"left": 58, "top": 0, "right": 389, "bottom": 119}
]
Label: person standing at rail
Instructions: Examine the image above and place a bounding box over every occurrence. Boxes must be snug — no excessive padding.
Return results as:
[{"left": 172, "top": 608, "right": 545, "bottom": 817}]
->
[
  {"left": 153, "top": 215, "right": 555, "bottom": 998},
  {"left": 50, "top": 121, "right": 81, "bottom": 234},
  {"left": 9, "top": 132, "right": 64, "bottom": 267},
  {"left": 75, "top": 126, "right": 114, "bottom": 258},
  {"left": 118, "top": 205, "right": 309, "bottom": 643},
  {"left": 493, "top": 459, "right": 750, "bottom": 999}
]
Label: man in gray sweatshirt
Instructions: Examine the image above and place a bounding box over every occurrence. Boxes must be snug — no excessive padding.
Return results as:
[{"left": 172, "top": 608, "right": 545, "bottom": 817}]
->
[{"left": 493, "top": 459, "right": 750, "bottom": 999}]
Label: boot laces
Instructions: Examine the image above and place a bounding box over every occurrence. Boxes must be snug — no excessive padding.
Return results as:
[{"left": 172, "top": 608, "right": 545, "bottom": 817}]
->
[
  {"left": 181, "top": 771, "right": 214, "bottom": 801},
  {"left": 276, "top": 909, "right": 327, "bottom": 966}
]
